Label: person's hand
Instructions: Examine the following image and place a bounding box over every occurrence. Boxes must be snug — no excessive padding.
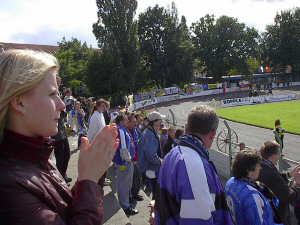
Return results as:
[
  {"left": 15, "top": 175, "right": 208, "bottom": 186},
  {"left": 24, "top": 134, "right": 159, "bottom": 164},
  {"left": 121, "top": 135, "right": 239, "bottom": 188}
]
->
[
  {"left": 77, "top": 124, "right": 119, "bottom": 183},
  {"left": 294, "top": 170, "right": 300, "bottom": 186},
  {"left": 289, "top": 165, "right": 300, "bottom": 177}
]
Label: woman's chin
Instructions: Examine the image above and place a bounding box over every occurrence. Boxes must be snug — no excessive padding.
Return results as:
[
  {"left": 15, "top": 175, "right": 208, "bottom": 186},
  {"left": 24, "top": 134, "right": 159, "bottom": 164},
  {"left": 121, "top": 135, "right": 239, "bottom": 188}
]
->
[{"left": 49, "top": 128, "right": 58, "bottom": 137}]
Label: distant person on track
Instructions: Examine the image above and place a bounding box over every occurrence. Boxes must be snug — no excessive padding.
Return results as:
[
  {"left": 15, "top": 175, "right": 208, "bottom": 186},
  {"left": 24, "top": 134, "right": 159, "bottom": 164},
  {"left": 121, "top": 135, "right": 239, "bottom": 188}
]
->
[
  {"left": 274, "top": 119, "right": 285, "bottom": 149},
  {"left": 268, "top": 86, "right": 273, "bottom": 95}
]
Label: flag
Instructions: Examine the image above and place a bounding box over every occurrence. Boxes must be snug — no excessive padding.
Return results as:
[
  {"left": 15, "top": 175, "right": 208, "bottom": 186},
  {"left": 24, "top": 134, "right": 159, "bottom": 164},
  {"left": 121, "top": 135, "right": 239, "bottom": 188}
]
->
[
  {"left": 258, "top": 63, "right": 262, "bottom": 73},
  {"left": 266, "top": 65, "right": 270, "bottom": 73}
]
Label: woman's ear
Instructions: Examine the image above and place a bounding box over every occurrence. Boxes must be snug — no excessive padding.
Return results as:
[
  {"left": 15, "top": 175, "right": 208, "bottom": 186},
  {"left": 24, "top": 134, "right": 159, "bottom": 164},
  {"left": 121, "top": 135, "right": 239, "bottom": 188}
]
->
[{"left": 10, "top": 96, "right": 25, "bottom": 114}]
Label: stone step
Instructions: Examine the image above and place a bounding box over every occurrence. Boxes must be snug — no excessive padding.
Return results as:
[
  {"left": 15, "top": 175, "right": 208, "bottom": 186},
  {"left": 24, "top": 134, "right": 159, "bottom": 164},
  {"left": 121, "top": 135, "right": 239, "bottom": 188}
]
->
[
  {"left": 104, "top": 165, "right": 153, "bottom": 225},
  {"left": 102, "top": 183, "right": 131, "bottom": 225}
]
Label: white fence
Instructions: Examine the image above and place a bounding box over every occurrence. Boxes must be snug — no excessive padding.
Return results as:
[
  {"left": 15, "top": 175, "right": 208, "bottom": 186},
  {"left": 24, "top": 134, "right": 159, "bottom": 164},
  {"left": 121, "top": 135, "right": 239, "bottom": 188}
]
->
[
  {"left": 221, "top": 93, "right": 298, "bottom": 108},
  {"left": 128, "top": 82, "right": 300, "bottom": 111}
]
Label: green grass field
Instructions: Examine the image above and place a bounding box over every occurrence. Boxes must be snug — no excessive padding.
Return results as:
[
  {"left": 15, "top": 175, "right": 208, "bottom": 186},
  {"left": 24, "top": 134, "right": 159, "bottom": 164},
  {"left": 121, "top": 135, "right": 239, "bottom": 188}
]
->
[{"left": 216, "top": 100, "right": 300, "bottom": 135}]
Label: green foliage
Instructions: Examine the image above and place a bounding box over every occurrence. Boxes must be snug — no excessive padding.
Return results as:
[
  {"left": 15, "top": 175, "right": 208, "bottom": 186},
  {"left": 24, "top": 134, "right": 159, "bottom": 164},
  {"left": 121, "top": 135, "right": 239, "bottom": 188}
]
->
[
  {"left": 68, "top": 79, "right": 82, "bottom": 89},
  {"left": 54, "top": 37, "right": 93, "bottom": 88},
  {"left": 92, "top": 0, "right": 140, "bottom": 95},
  {"left": 138, "top": 2, "right": 194, "bottom": 89},
  {"left": 216, "top": 101, "right": 300, "bottom": 134},
  {"left": 191, "top": 14, "right": 259, "bottom": 82},
  {"left": 261, "top": 7, "right": 300, "bottom": 74},
  {"left": 86, "top": 51, "right": 123, "bottom": 98}
]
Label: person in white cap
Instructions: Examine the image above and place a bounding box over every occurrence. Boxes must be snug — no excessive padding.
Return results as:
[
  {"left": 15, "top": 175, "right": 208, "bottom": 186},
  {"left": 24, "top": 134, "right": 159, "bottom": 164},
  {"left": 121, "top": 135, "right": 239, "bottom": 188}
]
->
[{"left": 138, "top": 111, "right": 164, "bottom": 200}]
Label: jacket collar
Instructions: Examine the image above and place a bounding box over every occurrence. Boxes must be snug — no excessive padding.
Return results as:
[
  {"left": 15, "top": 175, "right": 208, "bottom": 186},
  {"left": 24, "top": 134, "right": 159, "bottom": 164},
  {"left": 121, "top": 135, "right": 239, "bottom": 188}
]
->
[
  {"left": 262, "top": 158, "right": 278, "bottom": 171},
  {"left": 0, "top": 130, "right": 55, "bottom": 169},
  {"left": 179, "top": 134, "right": 209, "bottom": 160}
]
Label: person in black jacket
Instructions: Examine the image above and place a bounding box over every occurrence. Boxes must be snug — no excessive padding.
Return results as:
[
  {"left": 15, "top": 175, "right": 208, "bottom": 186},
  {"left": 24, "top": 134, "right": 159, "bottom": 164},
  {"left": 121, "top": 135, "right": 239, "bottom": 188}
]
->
[
  {"left": 258, "top": 141, "right": 300, "bottom": 225},
  {"left": 161, "top": 126, "right": 176, "bottom": 158},
  {"left": 52, "top": 76, "right": 72, "bottom": 183}
]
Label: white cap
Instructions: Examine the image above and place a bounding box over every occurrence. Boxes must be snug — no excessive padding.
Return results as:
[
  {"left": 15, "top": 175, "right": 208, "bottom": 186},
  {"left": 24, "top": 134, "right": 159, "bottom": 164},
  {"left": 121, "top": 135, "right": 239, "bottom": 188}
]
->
[{"left": 148, "top": 111, "right": 166, "bottom": 121}]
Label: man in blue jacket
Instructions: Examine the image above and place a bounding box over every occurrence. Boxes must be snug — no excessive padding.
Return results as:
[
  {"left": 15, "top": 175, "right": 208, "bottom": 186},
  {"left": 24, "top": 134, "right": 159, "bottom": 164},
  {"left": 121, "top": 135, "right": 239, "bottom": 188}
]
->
[
  {"left": 155, "top": 105, "right": 232, "bottom": 225},
  {"left": 112, "top": 114, "right": 138, "bottom": 215}
]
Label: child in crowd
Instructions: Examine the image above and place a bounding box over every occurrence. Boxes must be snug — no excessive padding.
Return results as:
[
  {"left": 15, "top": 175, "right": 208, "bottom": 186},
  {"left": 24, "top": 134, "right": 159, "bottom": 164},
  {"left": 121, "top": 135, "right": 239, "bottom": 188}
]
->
[{"left": 72, "top": 101, "right": 87, "bottom": 148}]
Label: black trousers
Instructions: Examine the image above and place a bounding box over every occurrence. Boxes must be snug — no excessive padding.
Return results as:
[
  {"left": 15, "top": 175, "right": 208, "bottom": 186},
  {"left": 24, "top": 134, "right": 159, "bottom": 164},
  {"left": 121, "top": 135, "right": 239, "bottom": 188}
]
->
[
  {"left": 54, "top": 138, "right": 71, "bottom": 178},
  {"left": 131, "top": 163, "right": 142, "bottom": 197},
  {"left": 78, "top": 133, "right": 86, "bottom": 148},
  {"left": 150, "top": 178, "right": 158, "bottom": 200},
  {"left": 295, "top": 206, "right": 300, "bottom": 225}
]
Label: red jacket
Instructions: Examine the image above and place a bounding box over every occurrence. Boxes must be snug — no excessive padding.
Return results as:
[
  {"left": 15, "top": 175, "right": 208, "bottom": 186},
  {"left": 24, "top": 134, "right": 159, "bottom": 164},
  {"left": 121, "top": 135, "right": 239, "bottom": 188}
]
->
[{"left": 0, "top": 130, "right": 104, "bottom": 224}]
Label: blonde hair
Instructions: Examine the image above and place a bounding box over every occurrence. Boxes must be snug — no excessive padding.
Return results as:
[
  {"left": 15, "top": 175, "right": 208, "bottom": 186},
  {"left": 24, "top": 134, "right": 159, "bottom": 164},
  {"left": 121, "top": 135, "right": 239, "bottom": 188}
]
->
[{"left": 0, "top": 49, "right": 59, "bottom": 142}]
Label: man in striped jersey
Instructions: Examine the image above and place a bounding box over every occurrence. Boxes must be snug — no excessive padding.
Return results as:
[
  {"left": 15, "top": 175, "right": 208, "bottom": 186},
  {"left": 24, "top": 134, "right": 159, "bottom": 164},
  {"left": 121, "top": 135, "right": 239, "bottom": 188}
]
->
[{"left": 155, "top": 105, "right": 232, "bottom": 225}]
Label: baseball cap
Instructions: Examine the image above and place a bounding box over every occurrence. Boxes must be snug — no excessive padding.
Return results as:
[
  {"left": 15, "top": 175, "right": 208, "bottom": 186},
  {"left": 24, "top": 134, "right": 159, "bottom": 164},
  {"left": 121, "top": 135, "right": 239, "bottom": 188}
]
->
[
  {"left": 148, "top": 111, "right": 166, "bottom": 121},
  {"left": 116, "top": 105, "right": 121, "bottom": 109}
]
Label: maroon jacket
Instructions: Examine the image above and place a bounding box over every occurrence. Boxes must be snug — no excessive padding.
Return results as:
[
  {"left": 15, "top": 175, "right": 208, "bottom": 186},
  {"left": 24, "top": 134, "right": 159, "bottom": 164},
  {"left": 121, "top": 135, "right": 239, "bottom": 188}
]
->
[{"left": 0, "top": 130, "right": 104, "bottom": 224}]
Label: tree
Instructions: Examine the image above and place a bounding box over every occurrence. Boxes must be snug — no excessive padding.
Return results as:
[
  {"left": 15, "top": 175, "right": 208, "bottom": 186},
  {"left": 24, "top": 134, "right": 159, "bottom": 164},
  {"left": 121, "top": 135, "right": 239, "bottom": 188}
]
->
[
  {"left": 92, "top": 0, "right": 140, "bottom": 95},
  {"left": 86, "top": 50, "right": 124, "bottom": 99},
  {"left": 138, "top": 5, "right": 168, "bottom": 88},
  {"left": 261, "top": 7, "right": 300, "bottom": 74},
  {"left": 191, "top": 15, "right": 259, "bottom": 82},
  {"left": 166, "top": 15, "right": 194, "bottom": 88},
  {"left": 54, "top": 37, "right": 93, "bottom": 91},
  {"left": 138, "top": 3, "right": 194, "bottom": 88}
]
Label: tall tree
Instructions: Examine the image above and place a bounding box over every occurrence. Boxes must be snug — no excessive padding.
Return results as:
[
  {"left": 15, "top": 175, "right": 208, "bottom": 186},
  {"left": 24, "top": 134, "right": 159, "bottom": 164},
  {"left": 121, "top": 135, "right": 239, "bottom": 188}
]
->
[
  {"left": 92, "top": 0, "right": 140, "bottom": 94},
  {"left": 261, "top": 7, "right": 300, "bottom": 74},
  {"left": 166, "top": 15, "right": 194, "bottom": 88},
  {"left": 138, "top": 5, "right": 168, "bottom": 88},
  {"left": 138, "top": 3, "right": 194, "bottom": 88},
  {"left": 86, "top": 50, "right": 124, "bottom": 99},
  {"left": 55, "top": 37, "right": 93, "bottom": 90},
  {"left": 191, "top": 15, "right": 259, "bottom": 82}
]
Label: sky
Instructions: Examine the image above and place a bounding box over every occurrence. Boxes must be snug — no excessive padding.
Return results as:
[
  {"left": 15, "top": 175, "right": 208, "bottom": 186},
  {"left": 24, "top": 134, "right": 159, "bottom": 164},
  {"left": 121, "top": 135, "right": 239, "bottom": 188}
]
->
[{"left": 0, "top": 0, "right": 299, "bottom": 48}]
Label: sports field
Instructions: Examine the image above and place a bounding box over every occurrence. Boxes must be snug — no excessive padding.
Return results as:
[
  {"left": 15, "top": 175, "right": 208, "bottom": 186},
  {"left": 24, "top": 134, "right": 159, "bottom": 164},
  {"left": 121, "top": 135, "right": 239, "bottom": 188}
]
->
[{"left": 216, "top": 100, "right": 300, "bottom": 135}]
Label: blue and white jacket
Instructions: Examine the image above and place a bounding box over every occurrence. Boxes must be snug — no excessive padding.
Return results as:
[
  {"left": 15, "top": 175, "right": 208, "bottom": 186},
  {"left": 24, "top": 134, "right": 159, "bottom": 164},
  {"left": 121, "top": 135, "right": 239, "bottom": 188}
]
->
[
  {"left": 112, "top": 125, "right": 135, "bottom": 166},
  {"left": 155, "top": 134, "right": 232, "bottom": 225},
  {"left": 224, "top": 177, "right": 275, "bottom": 225}
]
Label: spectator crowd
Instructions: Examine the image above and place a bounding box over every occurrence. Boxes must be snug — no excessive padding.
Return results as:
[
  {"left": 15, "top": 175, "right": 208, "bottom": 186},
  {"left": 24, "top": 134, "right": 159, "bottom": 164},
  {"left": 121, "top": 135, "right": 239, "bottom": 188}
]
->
[{"left": 0, "top": 48, "right": 300, "bottom": 225}]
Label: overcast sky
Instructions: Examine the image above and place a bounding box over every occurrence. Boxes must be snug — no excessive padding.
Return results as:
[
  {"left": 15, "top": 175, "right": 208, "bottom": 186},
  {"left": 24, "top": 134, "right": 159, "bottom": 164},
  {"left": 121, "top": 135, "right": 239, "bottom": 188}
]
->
[{"left": 0, "top": 0, "right": 298, "bottom": 48}]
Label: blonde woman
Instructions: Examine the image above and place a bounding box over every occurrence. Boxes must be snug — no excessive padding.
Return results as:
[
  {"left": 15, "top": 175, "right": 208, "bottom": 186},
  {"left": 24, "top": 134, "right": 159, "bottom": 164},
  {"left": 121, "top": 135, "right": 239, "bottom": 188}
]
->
[{"left": 0, "top": 49, "right": 119, "bottom": 224}]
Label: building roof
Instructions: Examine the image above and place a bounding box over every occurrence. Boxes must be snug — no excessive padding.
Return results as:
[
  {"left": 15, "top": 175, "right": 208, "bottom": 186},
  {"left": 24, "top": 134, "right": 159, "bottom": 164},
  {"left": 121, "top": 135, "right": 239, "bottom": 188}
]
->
[
  {"left": 1, "top": 42, "right": 60, "bottom": 54},
  {"left": 0, "top": 42, "right": 101, "bottom": 54}
]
